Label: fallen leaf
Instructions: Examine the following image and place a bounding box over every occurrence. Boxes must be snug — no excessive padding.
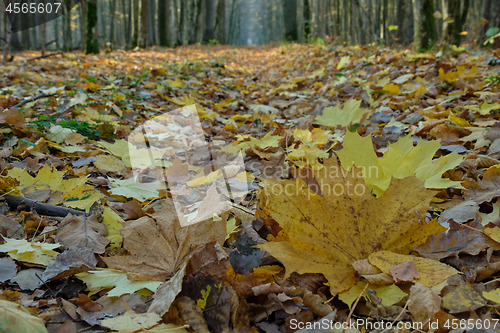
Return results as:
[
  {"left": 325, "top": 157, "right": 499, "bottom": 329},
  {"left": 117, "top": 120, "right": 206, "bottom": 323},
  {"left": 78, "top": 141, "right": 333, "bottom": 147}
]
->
[
  {"left": 94, "top": 154, "right": 126, "bottom": 173},
  {"left": 56, "top": 214, "right": 109, "bottom": 254},
  {"left": 408, "top": 283, "right": 441, "bottom": 325},
  {"left": 442, "top": 283, "right": 486, "bottom": 313},
  {"left": 390, "top": 261, "right": 420, "bottom": 283},
  {"left": 0, "top": 299, "right": 48, "bottom": 333},
  {"left": 314, "top": 100, "right": 371, "bottom": 128},
  {"left": 108, "top": 177, "right": 164, "bottom": 202},
  {"left": 76, "top": 269, "right": 162, "bottom": 297},
  {"left": 0, "top": 236, "right": 60, "bottom": 266},
  {"left": 7, "top": 165, "right": 102, "bottom": 210},
  {"left": 257, "top": 157, "right": 443, "bottom": 293},
  {"left": 41, "top": 247, "right": 97, "bottom": 281},
  {"left": 369, "top": 251, "right": 458, "bottom": 288},
  {"left": 102, "top": 198, "right": 226, "bottom": 280},
  {"left": 101, "top": 308, "right": 161, "bottom": 333},
  {"left": 463, "top": 165, "right": 500, "bottom": 204},
  {"left": 337, "top": 131, "right": 464, "bottom": 196},
  {"left": 0, "top": 257, "right": 17, "bottom": 282}
]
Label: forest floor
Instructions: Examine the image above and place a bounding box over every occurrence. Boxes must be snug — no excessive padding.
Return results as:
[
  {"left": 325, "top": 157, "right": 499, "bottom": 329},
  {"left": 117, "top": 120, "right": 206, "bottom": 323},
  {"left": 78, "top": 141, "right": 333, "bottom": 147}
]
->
[{"left": 1, "top": 44, "right": 500, "bottom": 333}]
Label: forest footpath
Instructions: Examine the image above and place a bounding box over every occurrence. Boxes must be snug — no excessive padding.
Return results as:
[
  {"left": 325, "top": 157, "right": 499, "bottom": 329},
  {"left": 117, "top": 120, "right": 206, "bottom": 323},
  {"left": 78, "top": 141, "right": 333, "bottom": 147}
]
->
[{"left": 1, "top": 44, "right": 500, "bottom": 332}]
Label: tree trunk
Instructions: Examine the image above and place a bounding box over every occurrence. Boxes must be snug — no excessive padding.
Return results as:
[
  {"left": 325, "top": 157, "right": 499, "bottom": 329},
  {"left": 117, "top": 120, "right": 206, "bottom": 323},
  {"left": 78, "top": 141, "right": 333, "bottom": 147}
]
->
[
  {"left": 109, "top": 0, "right": 116, "bottom": 48},
  {"left": 131, "top": 0, "right": 139, "bottom": 48},
  {"left": 79, "top": 0, "right": 87, "bottom": 50},
  {"left": 203, "top": 0, "right": 216, "bottom": 42},
  {"left": 412, "top": 0, "right": 423, "bottom": 49},
  {"left": 443, "top": 0, "right": 469, "bottom": 46},
  {"left": 3, "top": 13, "right": 11, "bottom": 62},
  {"left": 140, "top": 0, "right": 148, "bottom": 47},
  {"left": 85, "top": 0, "right": 99, "bottom": 54},
  {"left": 63, "top": 3, "right": 72, "bottom": 51},
  {"left": 296, "top": 0, "right": 304, "bottom": 43},
  {"left": 167, "top": 0, "right": 177, "bottom": 46},
  {"left": 215, "top": 0, "right": 227, "bottom": 44},
  {"left": 381, "top": 0, "right": 388, "bottom": 42},
  {"left": 158, "top": 0, "right": 167, "bottom": 46}
]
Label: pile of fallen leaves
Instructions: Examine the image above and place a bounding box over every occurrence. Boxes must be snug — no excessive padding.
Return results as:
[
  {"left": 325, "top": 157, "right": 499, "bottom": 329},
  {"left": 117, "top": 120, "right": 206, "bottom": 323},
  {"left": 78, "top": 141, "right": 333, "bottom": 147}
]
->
[{"left": 0, "top": 44, "right": 500, "bottom": 332}]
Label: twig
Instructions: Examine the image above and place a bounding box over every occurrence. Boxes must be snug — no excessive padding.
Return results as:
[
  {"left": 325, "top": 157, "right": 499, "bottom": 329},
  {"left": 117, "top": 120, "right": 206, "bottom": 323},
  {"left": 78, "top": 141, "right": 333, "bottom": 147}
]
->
[
  {"left": 342, "top": 282, "right": 370, "bottom": 333},
  {"left": 8, "top": 92, "right": 55, "bottom": 109},
  {"left": 27, "top": 51, "right": 63, "bottom": 62},
  {"left": 447, "top": 219, "right": 483, "bottom": 233},
  {"left": 3, "top": 194, "right": 88, "bottom": 217}
]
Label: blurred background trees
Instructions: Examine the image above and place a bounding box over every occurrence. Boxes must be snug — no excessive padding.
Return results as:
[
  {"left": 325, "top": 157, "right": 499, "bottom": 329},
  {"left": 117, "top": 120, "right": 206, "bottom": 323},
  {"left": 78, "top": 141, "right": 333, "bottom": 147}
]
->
[{"left": 0, "top": 0, "right": 499, "bottom": 54}]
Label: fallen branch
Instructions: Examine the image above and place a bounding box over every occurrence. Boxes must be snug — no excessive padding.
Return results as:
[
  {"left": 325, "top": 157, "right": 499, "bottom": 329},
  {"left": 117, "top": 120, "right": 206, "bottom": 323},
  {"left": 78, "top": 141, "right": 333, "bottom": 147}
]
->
[
  {"left": 3, "top": 194, "right": 88, "bottom": 217},
  {"left": 27, "top": 51, "right": 63, "bottom": 62},
  {"left": 9, "top": 92, "right": 56, "bottom": 109}
]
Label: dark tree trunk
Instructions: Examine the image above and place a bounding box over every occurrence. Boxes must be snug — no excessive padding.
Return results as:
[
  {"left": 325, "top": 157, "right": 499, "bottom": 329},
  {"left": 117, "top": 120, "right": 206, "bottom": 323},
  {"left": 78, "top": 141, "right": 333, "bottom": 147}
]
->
[
  {"left": 63, "top": 3, "right": 72, "bottom": 51},
  {"left": 443, "top": 0, "right": 469, "bottom": 45},
  {"left": 109, "top": 0, "right": 116, "bottom": 48},
  {"left": 158, "top": 0, "right": 167, "bottom": 46},
  {"left": 215, "top": 0, "right": 227, "bottom": 44},
  {"left": 203, "top": 0, "right": 216, "bottom": 42},
  {"left": 85, "top": 0, "right": 99, "bottom": 54},
  {"left": 131, "top": 0, "right": 139, "bottom": 48},
  {"left": 140, "top": 0, "right": 148, "bottom": 47},
  {"left": 421, "top": 0, "right": 437, "bottom": 48},
  {"left": 79, "top": 0, "right": 87, "bottom": 50},
  {"left": 284, "top": 0, "right": 298, "bottom": 41}
]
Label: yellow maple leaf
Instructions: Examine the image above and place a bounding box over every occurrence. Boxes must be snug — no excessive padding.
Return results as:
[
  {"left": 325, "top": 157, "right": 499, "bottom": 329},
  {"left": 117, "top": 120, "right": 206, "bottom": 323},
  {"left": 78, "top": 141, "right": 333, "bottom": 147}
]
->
[
  {"left": 464, "top": 101, "right": 500, "bottom": 116},
  {"left": 314, "top": 100, "right": 371, "bottom": 128},
  {"left": 76, "top": 269, "right": 162, "bottom": 297},
  {"left": 337, "top": 131, "right": 464, "bottom": 196},
  {"left": 238, "top": 132, "right": 283, "bottom": 151},
  {"left": 287, "top": 144, "right": 329, "bottom": 170},
  {"left": 383, "top": 84, "right": 400, "bottom": 94},
  {"left": 257, "top": 158, "right": 444, "bottom": 294},
  {"left": 102, "top": 207, "right": 124, "bottom": 250},
  {"left": 0, "top": 236, "right": 60, "bottom": 266},
  {"left": 7, "top": 165, "right": 103, "bottom": 211}
]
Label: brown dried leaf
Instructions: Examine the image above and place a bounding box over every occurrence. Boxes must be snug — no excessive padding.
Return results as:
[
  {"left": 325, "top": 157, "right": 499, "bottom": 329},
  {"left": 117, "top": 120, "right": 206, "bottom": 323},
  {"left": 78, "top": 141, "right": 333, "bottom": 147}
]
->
[
  {"left": 414, "top": 219, "right": 500, "bottom": 261},
  {"left": 463, "top": 166, "right": 500, "bottom": 204},
  {"left": 390, "top": 261, "right": 419, "bottom": 283},
  {"left": 56, "top": 214, "right": 109, "bottom": 254},
  {"left": 102, "top": 198, "right": 225, "bottom": 281},
  {"left": 41, "top": 247, "right": 97, "bottom": 281},
  {"left": 408, "top": 282, "right": 441, "bottom": 325}
]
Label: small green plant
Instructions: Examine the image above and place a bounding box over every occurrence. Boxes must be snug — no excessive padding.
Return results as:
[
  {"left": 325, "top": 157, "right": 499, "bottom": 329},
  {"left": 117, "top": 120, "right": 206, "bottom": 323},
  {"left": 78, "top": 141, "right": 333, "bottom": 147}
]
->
[
  {"left": 484, "top": 75, "right": 500, "bottom": 85},
  {"left": 30, "top": 115, "right": 102, "bottom": 140}
]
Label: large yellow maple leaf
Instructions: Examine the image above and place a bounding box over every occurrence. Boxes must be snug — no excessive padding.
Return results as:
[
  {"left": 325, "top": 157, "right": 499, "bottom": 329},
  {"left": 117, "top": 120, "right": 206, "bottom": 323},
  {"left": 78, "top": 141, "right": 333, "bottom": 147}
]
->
[
  {"left": 257, "top": 157, "right": 444, "bottom": 294},
  {"left": 337, "top": 131, "right": 464, "bottom": 196}
]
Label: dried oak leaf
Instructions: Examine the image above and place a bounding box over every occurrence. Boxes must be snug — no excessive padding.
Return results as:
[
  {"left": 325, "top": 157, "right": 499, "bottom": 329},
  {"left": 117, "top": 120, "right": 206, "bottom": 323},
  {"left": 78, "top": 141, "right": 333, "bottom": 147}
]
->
[
  {"left": 257, "top": 157, "right": 444, "bottom": 294},
  {"left": 463, "top": 166, "right": 500, "bottom": 204}
]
